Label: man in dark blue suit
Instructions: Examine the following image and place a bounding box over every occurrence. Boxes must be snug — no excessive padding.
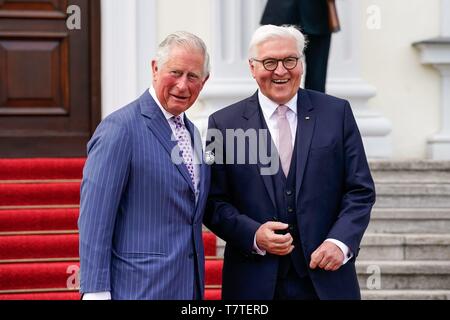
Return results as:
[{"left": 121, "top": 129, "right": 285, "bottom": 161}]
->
[
  {"left": 204, "top": 25, "right": 375, "bottom": 300},
  {"left": 261, "top": 0, "right": 339, "bottom": 92},
  {"left": 79, "top": 32, "right": 210, "bottom": 300}
]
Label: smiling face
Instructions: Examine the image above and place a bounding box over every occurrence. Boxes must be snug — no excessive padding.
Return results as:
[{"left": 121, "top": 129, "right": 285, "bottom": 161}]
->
[
  {"left": 152, "top": 46, "right": 208, "bottom": 116},
  {"left": 250, "top": 37, "right": 303, "bottom": 105}
]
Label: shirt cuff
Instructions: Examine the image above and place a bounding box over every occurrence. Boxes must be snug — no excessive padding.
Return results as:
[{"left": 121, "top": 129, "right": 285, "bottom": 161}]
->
[
  {"left": 325, "top": 238, "right": 353, "bottom": 265},
  {"left": 82, "top": 291, "right": 111, "bottom": 300},
  {"left": 253, "top": 234, "right": 266, "bottom": 256}
]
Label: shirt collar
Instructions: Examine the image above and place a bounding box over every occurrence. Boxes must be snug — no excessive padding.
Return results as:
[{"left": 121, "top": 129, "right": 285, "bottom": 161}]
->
[
  {"left": 149, "top": 87, "right": 185, "bottom": 123},
  {"left": 258, "top": 90, "right": 298, "bottom": 120}
]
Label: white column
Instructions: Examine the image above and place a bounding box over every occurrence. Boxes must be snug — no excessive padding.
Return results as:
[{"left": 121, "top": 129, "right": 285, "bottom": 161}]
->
[
  {"left": 195, "top": 0, "right": 265, "bottom": 135},
  {"left": 442, "top": 0, "right": 450, "bottom": 37},
  {"left": 327, "top": 0, "right": 392, "bottom": 158},
  {"left": 437, "top": 66, "right": 450, "bottom": 135},
  {"left": 137, "top": 0, "right": 157, "bottom": 94},
  {"left": 416, "top": 53, "right": 450, "bottom": 160},
  {"left": 101, "top": 0, "right": 157, "bottom": 118},
  {"left": 414, "top": 0, "right": 450, "bottom": 160}
]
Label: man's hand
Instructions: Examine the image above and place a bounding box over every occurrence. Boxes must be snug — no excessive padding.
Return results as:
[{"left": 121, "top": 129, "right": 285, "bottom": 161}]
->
[
  {"left": 309, "top": 241, "right": 344, "bottom": 271},
  {"left": 255, "top": 222, "right": 294, "bottom": 256}
]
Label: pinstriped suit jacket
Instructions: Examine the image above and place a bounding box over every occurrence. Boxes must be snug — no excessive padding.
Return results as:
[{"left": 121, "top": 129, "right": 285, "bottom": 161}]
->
[{"left": 78, "top": 90, "right": 210, "bottom": 300}]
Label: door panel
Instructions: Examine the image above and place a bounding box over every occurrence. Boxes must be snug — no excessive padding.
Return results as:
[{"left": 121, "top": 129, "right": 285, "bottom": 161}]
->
[
  {"left": 0, "top": 0, "right": 100, "bottom": 157},
  {"left": 0, "top": 0, "right": 68, "bottom": 18}
]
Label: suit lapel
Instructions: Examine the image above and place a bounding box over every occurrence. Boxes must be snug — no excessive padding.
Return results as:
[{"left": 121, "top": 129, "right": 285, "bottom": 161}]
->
[
  {"left": 295, "top": 89, "right": 316, "bottom": 201},
  {"left": 185, "top": 115, "right": 208, "bottom": 211},
  {"left": 139, "top": 91, "right": 195, "bottom": 193},
  {"left": 185, "top": 116, "right": 213, "bottom": 223},
  {"left": 242, "top": 92, "right": 277, "bottom": 209}
]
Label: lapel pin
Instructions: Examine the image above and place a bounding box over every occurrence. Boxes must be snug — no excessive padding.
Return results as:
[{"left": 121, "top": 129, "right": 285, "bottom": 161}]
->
[{"left": 204, "top": 151, "right": 215, "bottom": 165}]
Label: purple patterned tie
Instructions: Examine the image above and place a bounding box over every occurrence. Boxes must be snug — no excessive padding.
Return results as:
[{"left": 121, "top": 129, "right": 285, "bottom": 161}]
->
[
  {"left": 277, "top": 105, "right": 293, "bottom": 177},
  {"left": 172, "top": 115, "right": 196, "bottom": 189}
]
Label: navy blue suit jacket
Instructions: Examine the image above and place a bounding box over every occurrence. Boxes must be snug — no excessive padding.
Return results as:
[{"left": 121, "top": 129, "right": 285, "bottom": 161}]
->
[
  {"left": 204, "top": 89, "right": 375, "bottom": 300},
  {"left": 79, "top": 90, "right": 210, "bottom": 299}
]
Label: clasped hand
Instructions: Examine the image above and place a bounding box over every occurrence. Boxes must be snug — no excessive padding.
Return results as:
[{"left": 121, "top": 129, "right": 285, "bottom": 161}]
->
[{"left": 255, "top": 222, "right": 344, "bottom": 271}]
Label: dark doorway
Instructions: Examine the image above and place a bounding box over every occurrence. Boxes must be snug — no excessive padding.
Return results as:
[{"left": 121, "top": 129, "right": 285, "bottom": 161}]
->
[{"left": 0, "top": 0, "right": 101, "bottom": 157}]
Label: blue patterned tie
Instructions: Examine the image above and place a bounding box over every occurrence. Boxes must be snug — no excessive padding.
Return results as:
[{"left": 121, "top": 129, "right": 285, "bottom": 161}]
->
[{"left": 172, "top": 116, "right": 196, "bottom": 189}]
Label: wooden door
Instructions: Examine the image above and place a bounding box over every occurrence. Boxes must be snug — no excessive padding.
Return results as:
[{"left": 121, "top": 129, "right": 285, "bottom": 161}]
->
[{"left": 0, "top": 0, "right": 100, "bottom": 157}]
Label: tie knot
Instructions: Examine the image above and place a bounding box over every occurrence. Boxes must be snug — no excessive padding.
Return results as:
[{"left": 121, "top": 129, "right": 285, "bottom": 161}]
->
[
  {"left": 277, "top": 105, "right": 288, "bottom": 117},
  {"left": 172, "top": 115, "right": 183, "bottom": 128}
]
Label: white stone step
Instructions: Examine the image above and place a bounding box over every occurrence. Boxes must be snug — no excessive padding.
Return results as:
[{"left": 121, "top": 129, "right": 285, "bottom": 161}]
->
[
  {"left": 370, "top": 160, "right": 450, "bottom": 184},
  {"left": 361, "top": 289, "right": 450, "bottom": 300},
  {"left": 368, "top": 208, "right": 450, "bottom": 233},
  {"left": 359, "top": 234, "right": 450, "bottom": 260},
  {"left": 375, "top": 183, "right": 450, "bottom": 208},
  {"left": 369, "top": 160, "right": 450, "bottom": 170},
  {"left": 356, "top": 261, "right": 450, "bottom": 290}
]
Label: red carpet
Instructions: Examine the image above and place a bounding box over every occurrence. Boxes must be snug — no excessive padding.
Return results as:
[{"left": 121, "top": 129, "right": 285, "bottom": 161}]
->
[
  {"left": 0, "top": 209, "right": 79, "bottom": 232},
  {"left": 0, "top": 262, "right": 80, "bottom": 291},
  {"left": 0, "top": 234, "right": 79, "bottom": 260},
  {"left": 0, "top": 158, "right": 223, "bottom": 300},
  {"left": 0, "top": 183, "right": 80, "bottom": 207},
  {"left": 205, "top": 259, "right": 223, "bottom": 286},
  {"left": 0, "top": 158, "right": 85, "bottom": 180},
  {"left": 0, "top": 292, "right": 81, "bottom": 300}
]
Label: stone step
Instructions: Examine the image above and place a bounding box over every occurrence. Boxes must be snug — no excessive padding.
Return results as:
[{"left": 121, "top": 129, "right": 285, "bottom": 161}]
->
[
  {"left": 369, "top": 160, "right": 450, "bottom": 184},
  {"left": 375, "top": 183, "right": 450, "bottom": 208},
  {"left": 356, "top": 261, "right": 450, "bottom": 290},
  {"left": 369, "top": 160, "right": 450, "bottom": 170},
  {"left": 373, "top": 172, "right": 450, "bottom": 184},
  {"left": 361, "top": 289, "right": 450, "bottom": 300},
  {"left": 359, "top": 234, "right": 450, "bottom": 260},
  {"left": 368, "top": 208, "right": 450, "bottom": 233}
]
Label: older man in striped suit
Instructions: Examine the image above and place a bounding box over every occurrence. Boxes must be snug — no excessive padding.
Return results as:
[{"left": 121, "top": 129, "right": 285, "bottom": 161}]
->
[{"left": 78, "top": 31, "right": 210, "bottom": 300}]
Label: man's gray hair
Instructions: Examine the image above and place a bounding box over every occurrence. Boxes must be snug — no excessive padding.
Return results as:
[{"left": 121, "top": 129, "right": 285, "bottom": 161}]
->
[
  {"left": 248, "top": 24, "right": 306, "bottom": 59},
  {"left": 155, "top": 31, "right": 210, "bottom": 78}
]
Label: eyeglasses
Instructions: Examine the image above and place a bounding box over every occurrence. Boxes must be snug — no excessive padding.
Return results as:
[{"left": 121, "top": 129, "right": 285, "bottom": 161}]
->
[{"left": 251, "top": 57, "right": 300, "bottom": 71}]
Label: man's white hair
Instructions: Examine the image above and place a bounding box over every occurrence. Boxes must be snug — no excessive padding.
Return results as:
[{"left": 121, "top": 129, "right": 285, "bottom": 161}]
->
[
  {"left": 248, "top": 24, "right": 306, "bottom": 59},
  {"left": 155, "top": 31, "right": 210, "bottom": 78}
]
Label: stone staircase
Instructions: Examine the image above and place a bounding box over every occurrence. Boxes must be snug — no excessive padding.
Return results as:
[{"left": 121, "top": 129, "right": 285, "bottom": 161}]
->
[
  {"left": 359, "top": 161, "right": 450, "bottom": 299},
  {"left": 215, "top": 160, "right": 450, "bottom": 299}
]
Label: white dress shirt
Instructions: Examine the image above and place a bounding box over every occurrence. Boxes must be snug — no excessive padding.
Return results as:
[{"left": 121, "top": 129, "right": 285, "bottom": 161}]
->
[
  {"left": 82, "top": 88, "right": 201, "bottom": 300},
  {"left": 252, "top": 91, "right": 353, "bottom": 265}
]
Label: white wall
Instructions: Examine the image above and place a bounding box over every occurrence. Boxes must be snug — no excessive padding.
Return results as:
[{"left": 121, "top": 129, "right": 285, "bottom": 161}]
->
[
  {"left": 360, "top": 0, "right": 441, "bottom": 159},
  {"left": 101, "top": 0, "right": 156, "bottom": 118},
  {"left": 156, "top": 0, "right": 212, "bottom": 124}
]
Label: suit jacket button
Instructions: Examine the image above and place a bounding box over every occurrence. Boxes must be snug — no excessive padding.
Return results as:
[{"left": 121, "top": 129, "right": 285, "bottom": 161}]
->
[
  {"left": 287, "top": 207, "right": 294, "bottom": 213},
  {"left": 286, "top": 190, "right": 293, "bottom": 196}
]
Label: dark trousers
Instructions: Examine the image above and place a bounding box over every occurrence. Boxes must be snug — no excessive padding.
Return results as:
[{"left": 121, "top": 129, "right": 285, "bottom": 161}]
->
[
  {"left": 274, "top": 258, "right": 319, "bottom": 300},
  {"left": 304, "top": 33, "right": 331, "bottom": 93}
]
